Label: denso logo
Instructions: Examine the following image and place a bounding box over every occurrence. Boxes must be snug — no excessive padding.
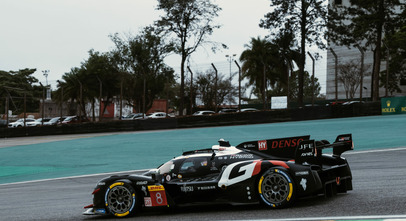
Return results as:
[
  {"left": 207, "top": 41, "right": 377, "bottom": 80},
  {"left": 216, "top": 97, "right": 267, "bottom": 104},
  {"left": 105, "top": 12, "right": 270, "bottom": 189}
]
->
[
  {"left": 258, "top": 140, "right": 267, "bottom": 150},
  {"left": 271, "top": 138, "right": 304, "bottom": 149}
]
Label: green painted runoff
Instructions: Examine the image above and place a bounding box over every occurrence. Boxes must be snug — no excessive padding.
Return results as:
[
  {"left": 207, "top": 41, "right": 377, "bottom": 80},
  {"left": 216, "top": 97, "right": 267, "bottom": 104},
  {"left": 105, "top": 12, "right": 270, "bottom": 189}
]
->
[{"left": 1, "top": 114, "right": 405, "bottom": 184}]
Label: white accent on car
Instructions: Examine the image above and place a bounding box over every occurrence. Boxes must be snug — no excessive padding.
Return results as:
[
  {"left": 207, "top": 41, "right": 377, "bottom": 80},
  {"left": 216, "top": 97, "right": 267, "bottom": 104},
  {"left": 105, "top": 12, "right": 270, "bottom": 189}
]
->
[{"left": 218, "top": 161, "right": 257, "bottom": 187}]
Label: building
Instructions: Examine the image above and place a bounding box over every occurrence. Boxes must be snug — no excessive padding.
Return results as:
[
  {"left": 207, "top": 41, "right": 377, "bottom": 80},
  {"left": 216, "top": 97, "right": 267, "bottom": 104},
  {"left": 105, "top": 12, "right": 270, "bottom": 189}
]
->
[{"left": 326, "top": 0, "right": 406, "bottom": 100}]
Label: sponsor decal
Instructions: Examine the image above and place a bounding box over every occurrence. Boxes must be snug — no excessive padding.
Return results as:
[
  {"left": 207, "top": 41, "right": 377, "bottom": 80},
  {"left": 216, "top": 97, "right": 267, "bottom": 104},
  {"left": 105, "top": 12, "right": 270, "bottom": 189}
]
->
[
  {"left": 147, "top": 185, "right": 168, "bottom": 206},
  {"left": 197, "top": 186, "right": 216, "bottom": 191},
  {"left": 97, "top": 182, "right": 105, "bottom": 186},
  {"left": 300, "top": 178, "right": 307, "bottom": 191},
  {"left": 180, "top": 185, "right": 194, "bottom": 192},
  {"left": 210, "top": 162, "right": 218, "bottom": 171},
  {"left": 230, "top": 154, "right": 254, "bottom": 159},
  {"left": 336, "top": 177, "right": 341, "bottom": 185},
  {"left": 148, "top": 185, "right": 165, "bottom": 192},
  {"left": 272, "top": 138, "right": 305, "bottom": 149},
  {"left": 338, "top": 136, "right": 350, "bottom": 142},
  {"left": 144, "top": 197, "right": 152, "bottom": 207},
  {"left": 295, "top": 171, "right": 309, "bottom": 176},
  {"left": 218, "top": 161, "right": 262, "bottom": 187},
  {"left": 178, "top": 174, "right": 183, "bottom": 179},
  {"left": 95, "top": 208, "right": 106, "bottom": 214},
  {"left": 244, "top": 143, "right": 256, "bottom": 148},
  {"left": 258, "top": 140, "right": 267, "bottom": 150},
  {"left": 136, "top": 181, "right": 148, "bottom": 185},
  {"left": 166, "top": 175, "right": 171, "bottom": 182}
]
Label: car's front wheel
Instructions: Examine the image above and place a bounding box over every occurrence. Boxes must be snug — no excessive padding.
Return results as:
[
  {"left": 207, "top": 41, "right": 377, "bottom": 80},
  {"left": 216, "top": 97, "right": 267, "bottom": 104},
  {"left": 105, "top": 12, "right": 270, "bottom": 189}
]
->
[
  {"left": 105, "top": 182, "right": 138, "bottom": 217},
  {"left": 257, "top": 168, "right": 295, "bottom": 208}
]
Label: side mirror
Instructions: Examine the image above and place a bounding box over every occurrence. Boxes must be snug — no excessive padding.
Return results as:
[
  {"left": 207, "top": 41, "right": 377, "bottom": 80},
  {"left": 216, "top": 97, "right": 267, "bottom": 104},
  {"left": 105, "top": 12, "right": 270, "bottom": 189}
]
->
[{"left": 149, "top": 169, "right": 160, "bottom": 182}]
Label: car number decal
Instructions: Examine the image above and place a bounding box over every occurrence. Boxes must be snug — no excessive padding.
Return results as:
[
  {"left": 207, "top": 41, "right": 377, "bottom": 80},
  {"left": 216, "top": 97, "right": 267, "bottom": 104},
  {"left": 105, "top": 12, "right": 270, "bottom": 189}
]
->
[{"left": 146, "top": 185, "right": 168, "bottom": 207}]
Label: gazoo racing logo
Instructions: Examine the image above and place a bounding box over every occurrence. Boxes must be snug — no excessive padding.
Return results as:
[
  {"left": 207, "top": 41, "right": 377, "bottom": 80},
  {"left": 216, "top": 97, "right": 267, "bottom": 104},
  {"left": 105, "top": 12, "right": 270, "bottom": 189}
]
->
[{"left": 218, "top": 160, "right": 262, "bottom": 187}]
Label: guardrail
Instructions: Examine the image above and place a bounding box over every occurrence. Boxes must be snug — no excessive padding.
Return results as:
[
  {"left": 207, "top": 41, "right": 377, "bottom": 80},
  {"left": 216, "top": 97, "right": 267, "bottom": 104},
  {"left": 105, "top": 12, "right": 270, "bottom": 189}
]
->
[{"left": 0, "top": 102, "right": 381, "bottom": 138}]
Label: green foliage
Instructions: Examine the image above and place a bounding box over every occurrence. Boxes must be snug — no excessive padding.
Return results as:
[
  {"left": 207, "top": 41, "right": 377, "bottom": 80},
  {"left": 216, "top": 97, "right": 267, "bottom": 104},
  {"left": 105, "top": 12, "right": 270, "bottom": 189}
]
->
[
  {"left": 110, "top": 26, "right": 175, "bottom": 113},
  {"left": 381, "top": 23, "right": 406, "bottom": 94},
  {"left": 194, "top": 69, "right": 237, "bottom": 110},
  {"left": 288, "top": 70, "right": 321, "bottom": 102},
  {"left": 260, "top": 0, "right": 327, "bottom": 106},
  {"left": 0, "top": 69, "right": 40, "bottom": 115},
  {"left": 240, "top": 36, "right": 300, "bottom": 109},
  {"left": 155, "top": 0, "right": 222, "bottom": 115},
  {"left": 327, "top": 0, "right": 404, "bottom": 101}
]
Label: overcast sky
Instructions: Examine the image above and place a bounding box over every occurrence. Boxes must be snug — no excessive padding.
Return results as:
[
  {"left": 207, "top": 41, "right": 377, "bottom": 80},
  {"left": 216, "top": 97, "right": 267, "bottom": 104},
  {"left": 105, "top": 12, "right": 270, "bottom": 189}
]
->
[{"left": 1, "top": 0, "right": 326, "bottom": 93}]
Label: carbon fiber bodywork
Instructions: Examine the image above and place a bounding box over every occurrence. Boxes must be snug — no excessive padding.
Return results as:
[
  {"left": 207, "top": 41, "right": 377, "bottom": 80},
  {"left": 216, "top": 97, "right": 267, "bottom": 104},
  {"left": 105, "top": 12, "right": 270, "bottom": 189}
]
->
[{"left": 84, "top": 134, "right": 353, "bottom": 217}]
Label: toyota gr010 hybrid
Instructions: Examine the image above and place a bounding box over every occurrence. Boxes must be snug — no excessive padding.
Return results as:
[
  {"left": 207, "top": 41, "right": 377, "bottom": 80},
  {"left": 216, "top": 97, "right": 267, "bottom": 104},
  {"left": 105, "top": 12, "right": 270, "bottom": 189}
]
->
[{"left": 84, "top": 134, "right": 354, "bottom": 217}]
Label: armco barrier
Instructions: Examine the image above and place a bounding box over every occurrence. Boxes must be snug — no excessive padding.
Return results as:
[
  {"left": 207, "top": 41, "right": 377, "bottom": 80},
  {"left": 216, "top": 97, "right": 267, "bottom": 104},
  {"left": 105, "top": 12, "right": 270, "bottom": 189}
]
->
[{"left": 0, "top": 102, "right": 381, "bottom": 138}]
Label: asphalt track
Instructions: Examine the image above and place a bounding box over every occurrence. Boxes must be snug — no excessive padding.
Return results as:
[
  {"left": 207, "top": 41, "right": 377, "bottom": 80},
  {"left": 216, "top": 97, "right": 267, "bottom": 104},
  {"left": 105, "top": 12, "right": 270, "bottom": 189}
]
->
[
  {"left": 1, "top": 115, "right": 406, "bottom": 220},
  {"left": 0, "top": 148, "right": 405, "bottom": 221}
]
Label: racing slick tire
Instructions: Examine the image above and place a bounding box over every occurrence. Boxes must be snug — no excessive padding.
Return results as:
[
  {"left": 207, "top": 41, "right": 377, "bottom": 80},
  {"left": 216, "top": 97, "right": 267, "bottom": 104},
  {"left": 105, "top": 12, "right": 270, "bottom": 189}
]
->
[
  {"left": 105, "top": 181, "right": 138, "bottom": 217},
  {"left": 257, "top": 168, "right": 295, "bottom": 208}
]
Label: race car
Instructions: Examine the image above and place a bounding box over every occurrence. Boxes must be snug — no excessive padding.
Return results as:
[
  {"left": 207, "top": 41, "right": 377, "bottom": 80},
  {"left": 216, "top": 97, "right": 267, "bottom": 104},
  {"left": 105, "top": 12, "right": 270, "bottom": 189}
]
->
[{"left": 84, "top": 134, "right": 353, "bottom": 217}]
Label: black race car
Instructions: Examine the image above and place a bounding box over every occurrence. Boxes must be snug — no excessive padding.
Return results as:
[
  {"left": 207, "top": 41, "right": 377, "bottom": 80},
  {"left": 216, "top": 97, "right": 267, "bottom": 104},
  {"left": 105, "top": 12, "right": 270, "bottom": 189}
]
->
[{"left": 84, "top": 134, "right": 353, "bottom": 217}]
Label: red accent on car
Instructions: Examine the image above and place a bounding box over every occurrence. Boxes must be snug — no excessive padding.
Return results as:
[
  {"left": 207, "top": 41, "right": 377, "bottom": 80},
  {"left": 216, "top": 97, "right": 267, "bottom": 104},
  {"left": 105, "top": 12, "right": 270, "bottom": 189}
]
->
[
  {"left": 84, "top": 204, "right": 93, "bottom": 209},
  {"left": 252, "top": 160, "right": 262, "bottom": 176},
  {"left": 268, "top": 160, "right": 290, "bottom": 169},
  {"left": 92, "top": 188, "right": 101, "bottom": 195}
]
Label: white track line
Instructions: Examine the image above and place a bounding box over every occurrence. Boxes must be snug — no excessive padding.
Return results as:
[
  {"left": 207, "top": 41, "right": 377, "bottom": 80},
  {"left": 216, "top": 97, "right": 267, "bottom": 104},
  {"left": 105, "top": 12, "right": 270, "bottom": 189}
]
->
[
  {"left": 232, "top": 214, "right": 406, "bottom": 221},
  {"left": 0, "top": 169, "right": 148, "bottom": 186}
]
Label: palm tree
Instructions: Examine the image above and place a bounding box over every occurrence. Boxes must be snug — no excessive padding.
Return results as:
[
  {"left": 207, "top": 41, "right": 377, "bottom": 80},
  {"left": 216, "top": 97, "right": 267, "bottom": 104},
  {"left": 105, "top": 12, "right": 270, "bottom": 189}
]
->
[
  {"left": 240, "top": 37, "right": 280, "bottom": 109},
  {"left": 272, "top": 28, "right": 301, "bottom": 106}
]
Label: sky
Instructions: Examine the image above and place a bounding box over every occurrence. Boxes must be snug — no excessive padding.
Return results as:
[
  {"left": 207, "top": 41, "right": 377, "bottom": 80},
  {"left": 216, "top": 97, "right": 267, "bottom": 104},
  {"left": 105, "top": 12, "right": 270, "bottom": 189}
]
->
[{"left": 1, "top": 0, "right": 327, "bottom": 94}]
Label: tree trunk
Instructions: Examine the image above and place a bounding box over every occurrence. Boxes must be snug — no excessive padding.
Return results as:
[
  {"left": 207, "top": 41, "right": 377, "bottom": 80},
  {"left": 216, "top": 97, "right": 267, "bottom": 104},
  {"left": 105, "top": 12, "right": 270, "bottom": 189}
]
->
[
  {"left": 372, "top": 0, "right": 384, "bottom": 102},
  {"left": 298, "top": 0, "right": 306, "bottom": 107}
]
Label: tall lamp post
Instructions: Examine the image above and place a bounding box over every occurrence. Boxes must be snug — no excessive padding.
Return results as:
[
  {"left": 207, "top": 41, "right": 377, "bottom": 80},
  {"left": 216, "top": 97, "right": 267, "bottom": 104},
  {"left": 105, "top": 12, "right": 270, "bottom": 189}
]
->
[
  {"left": 226, "top": 54, "right": 236, "bottom": 107},
  {"left": 42, "top": 70, "right": 51, "bottom": 100}
]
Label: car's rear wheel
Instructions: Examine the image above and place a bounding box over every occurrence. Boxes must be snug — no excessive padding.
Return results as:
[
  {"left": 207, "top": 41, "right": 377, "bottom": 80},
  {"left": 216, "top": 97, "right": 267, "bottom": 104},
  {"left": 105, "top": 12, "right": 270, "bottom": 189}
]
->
[
  {"left": 257, "top": 168, "right": 295, "bottom": 208},
  {"left": 106, "top": 182, "right": 137, "bottom": 217}
]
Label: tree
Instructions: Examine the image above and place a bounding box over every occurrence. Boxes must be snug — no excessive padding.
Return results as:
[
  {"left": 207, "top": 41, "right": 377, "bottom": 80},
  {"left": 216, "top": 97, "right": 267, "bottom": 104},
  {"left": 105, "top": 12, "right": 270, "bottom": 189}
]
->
[
  {"left": 288, "top": 70, "right": 321, "bottom": 102},
  {"left": 338, "top": 60, "right": 370, "bottom": 99},
  {"left": 195, "top": 69, "right": 236, "bottom": 110},
  {"left": 328, "top": 0, "right": 404, "bottom": 101},
  {"left": 270, "top": 27, "right": 302, "bottom": 105},
  {"left": 260, "top": 0, "right": 327, "bottom": 107},
  {"left": 239, "top": 37, "right": 282, "bottom": 109},
  {"left": 380, "top": 19, "right": 406, "bottom": 95},
  {"left": 0, "top": 69, "right": 40, "bottom": 115},
  {"left": 110, "top": 26, "right": 175, "bottom": 114},
  {"left": 155, "top": 0, "right": 222, "bottom": 115},
  {"left": 56, "top": 50, "right": 120, "bottom": 118}
]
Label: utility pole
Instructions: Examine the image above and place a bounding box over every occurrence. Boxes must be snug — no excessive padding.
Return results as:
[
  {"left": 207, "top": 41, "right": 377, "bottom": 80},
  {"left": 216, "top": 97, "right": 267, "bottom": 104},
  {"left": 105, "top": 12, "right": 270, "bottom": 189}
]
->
[
  {"left": 187, "top": 66, "right": 194, "bottom": 115},
  {"left": 211, "top": 63, "right": 218, "bottom": 113},
  {"left": 234, "top": 61, "right": 241, "bottom": 112},
  {"left": 226, "top": 54, "right": 236, "bottom": 107},
  {"left": 307, "top": 52, "right": 315, "bottom": 106},
  {"left": 330, "top": 48, "right": 338, "bottom": 102},
  {"left": 356, "top": 46, "right": 365, "bottom": 101}
]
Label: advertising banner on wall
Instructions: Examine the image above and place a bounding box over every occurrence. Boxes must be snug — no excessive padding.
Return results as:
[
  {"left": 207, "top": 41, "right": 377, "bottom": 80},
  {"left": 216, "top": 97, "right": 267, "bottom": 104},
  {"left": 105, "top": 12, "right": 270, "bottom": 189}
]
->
[
  {"left": 271, "top": 96, "right": 288, "bottom": 109},
  {"left": 381, "top": 97, "right": 406, "bottom": 115}
]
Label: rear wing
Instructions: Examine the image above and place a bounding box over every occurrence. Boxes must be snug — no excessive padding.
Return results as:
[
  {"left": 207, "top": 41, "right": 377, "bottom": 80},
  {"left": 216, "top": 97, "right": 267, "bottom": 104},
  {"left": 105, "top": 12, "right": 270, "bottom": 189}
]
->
[{"left": 295, "top": 134, "right": 354, "bottom": 164}]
